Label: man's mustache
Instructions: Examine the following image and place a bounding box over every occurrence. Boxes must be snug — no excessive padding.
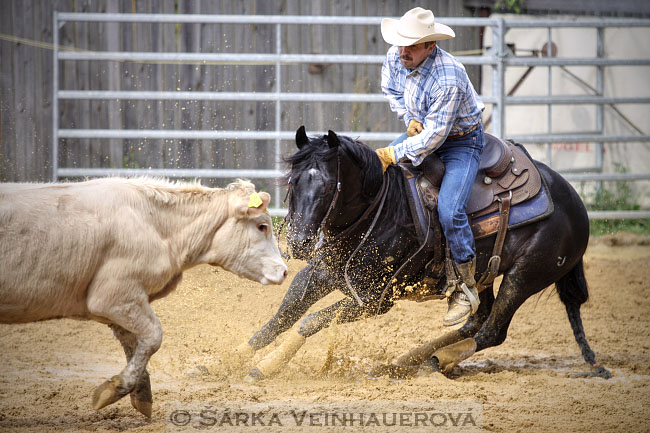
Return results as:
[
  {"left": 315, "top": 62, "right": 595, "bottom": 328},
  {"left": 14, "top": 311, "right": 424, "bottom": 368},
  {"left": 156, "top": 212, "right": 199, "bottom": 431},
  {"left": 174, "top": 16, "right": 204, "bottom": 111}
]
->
[{"left": 400, "top": 55, "right": 412, "bottom": 61}]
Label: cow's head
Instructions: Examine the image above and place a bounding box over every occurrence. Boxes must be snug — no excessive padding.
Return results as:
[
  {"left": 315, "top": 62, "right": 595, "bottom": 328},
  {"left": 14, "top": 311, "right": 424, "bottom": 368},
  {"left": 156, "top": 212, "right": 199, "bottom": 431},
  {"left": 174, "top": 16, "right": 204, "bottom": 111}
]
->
[{"left": 205, "top": 182, "right": 288, "bottom": 285}]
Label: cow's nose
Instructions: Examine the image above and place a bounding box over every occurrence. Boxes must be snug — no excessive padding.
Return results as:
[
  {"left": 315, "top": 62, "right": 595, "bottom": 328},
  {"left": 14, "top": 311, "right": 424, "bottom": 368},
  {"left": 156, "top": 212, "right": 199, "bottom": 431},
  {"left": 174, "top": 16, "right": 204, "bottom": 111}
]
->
[{"left": 283, "top": 269, "right": 288, "bottom": 279}]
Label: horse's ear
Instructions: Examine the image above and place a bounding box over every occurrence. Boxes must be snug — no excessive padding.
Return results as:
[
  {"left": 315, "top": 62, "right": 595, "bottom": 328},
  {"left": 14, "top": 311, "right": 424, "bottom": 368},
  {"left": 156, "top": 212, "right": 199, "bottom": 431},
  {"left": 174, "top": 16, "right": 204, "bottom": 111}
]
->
[
  {"left": 296, "top": 126, "right": 308, "bottom": 149},
  {"left": 326, "top": 130, "right": 340, "bottom": 149}
]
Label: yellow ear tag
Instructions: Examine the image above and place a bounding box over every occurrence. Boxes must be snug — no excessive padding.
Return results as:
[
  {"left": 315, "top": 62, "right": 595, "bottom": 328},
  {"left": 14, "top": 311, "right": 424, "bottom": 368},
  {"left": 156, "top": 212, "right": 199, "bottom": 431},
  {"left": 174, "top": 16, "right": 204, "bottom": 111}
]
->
[{"left": 248, "top": 192, "right": 263, "bottom": 208}]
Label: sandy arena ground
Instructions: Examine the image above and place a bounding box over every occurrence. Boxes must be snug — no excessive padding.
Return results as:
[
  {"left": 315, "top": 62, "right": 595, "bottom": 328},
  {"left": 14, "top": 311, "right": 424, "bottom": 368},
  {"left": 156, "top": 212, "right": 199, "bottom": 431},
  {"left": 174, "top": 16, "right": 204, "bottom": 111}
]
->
[{"left": 0, "top": 233, "right": 649, "bottom": 432}]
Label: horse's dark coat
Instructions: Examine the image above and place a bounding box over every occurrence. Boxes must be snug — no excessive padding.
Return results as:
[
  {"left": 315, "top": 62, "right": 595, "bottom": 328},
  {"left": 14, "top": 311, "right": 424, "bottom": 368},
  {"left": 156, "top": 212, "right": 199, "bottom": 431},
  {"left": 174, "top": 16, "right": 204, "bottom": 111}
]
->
[{"left": 246, "top": 127, "right": 610, "bottom": 378}]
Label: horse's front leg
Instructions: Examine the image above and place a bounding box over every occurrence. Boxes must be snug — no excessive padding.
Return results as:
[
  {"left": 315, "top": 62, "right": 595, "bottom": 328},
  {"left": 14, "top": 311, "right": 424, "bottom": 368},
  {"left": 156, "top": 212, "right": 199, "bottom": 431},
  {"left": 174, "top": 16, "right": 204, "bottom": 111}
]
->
[
  {"left": 230, "top": 264, "right": 336, "bottom": 367},
  {"left": 244, "top": 296, "right": 374, "bottom": 383}
]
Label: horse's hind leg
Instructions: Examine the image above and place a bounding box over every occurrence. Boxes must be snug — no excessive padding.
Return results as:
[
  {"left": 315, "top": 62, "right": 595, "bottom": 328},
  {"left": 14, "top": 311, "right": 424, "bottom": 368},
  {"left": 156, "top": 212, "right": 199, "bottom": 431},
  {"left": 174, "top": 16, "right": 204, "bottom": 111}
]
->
[
  {"left": 430, "top": 267, "right": 538, "bottom": 374},
  {"left": 432, "top": 258, "right": 611, "bottom": 378},
  {"left": 110, "top": 324, "right": 153, "bottom": 417},
  {"left": 378, "top": 288, "right": 495, "bottom": 378}
]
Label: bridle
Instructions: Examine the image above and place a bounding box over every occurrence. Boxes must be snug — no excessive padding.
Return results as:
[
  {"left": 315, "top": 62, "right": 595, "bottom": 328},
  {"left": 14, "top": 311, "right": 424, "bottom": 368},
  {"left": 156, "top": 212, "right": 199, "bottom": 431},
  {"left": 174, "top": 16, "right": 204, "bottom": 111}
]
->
[
  {"left": 315, "top": 151, "right": 343, "bottom": 237},
  {"left": 275, "top": 152, "right": 341, "bottom": 260},
  {"left": 277, "top": 147, "right": 390, "bottom": 306}
]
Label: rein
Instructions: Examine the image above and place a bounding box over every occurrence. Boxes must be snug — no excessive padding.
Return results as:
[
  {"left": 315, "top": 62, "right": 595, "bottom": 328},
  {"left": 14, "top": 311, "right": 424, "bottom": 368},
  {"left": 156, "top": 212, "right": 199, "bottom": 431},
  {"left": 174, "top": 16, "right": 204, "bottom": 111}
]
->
[
  {"left": 308, "top": 172, "right": 389, "bottom": 307},
  {"left": 282, "top": 147, "right": 391, "bottom": 306},
  {"left": 314, "top": 163, "right": 387, "bottom": 253},
  {"left": 279, "top": 156, "right": 434, "bottom": 313},
  {"left": 318, "top": 153, "right": 342, "bottom": 237},
  {"left": 342, "top": 174, "right": 390, "bottom": 306},
  {"left": 374, "top": 204, "right": 433, "bottom": 315}
]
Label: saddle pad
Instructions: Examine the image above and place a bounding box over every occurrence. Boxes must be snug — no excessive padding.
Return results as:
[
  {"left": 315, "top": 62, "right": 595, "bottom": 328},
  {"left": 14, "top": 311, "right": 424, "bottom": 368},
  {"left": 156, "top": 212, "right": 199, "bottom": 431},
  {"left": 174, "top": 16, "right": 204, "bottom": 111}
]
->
[
  {"left": 470, "top": 178, "right": 554, "bottom": 239},
  {"left": 402, "top": 151, "right": 553, "bottom": 243}
]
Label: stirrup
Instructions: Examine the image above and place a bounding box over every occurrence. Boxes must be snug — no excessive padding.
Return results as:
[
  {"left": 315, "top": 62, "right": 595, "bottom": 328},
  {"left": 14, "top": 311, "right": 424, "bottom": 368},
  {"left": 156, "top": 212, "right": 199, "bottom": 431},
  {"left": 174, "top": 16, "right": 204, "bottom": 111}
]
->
[{"left": 459, "top": 282, "right": 480, "bottom": 314}]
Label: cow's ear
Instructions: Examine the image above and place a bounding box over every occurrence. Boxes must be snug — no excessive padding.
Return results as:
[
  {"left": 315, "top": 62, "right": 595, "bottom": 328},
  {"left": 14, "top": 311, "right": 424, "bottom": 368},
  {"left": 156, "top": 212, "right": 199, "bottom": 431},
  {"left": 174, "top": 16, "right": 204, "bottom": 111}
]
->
[
  {"left": 296, "top": 126, "right": 308, "bottom": 149},
  {"left": 247, "top": 191, "right": 270, "bottom": 216},
  {"left": 326, "top": 130, "right": 340, "bottom": 149}
]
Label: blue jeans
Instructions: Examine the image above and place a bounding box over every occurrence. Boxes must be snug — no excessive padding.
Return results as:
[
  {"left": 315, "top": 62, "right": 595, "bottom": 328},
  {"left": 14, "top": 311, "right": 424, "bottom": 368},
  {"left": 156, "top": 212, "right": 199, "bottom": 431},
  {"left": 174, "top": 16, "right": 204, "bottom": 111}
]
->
[{"left": 390, "top": 125, "right": 485, "bottom": 264}]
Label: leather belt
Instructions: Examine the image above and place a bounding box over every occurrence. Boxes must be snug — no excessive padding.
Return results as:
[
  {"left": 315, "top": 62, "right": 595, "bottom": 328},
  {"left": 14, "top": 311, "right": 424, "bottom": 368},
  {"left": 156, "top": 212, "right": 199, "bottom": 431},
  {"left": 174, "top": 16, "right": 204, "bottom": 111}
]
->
[{"left": 447, "top": 121, "right": 482, "bottom": 140}]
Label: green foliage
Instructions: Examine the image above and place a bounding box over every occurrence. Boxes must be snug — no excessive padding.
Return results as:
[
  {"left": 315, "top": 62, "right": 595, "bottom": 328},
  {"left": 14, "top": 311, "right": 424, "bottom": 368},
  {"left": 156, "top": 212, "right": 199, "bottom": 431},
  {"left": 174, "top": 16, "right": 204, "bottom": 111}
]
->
[
  {"left": 588, "top": 184, "right": 639, "bottom": 213},
  {"left": 122, "top": 150, "right": 141, "bottom": 169},
  {"left": 583, "top": 164, "right": 649, "bottom": 236},
  {"left": 590, "top": 219, "right": 650, "bottom": 237},
  {"left": 494, "top": 0, "right": 526, "bottom": 14},
  {"left": 272, "top": 216, "right": 284, "bottom": 232}
]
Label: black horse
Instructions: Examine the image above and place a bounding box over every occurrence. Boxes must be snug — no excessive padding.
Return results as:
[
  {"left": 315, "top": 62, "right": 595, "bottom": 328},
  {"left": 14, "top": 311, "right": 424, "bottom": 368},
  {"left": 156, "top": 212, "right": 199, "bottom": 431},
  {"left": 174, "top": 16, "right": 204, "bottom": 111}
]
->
[{"left": 237, "top": 126, "right": 611, "bottom": 381}]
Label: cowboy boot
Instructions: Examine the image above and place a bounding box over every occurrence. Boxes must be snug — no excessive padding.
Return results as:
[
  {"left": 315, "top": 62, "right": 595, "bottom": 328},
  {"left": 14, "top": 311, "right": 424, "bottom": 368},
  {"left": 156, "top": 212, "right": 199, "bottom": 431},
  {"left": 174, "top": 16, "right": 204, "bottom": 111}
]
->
[{"left": 443, "top": 258, "right": 480, "bottom": 326}]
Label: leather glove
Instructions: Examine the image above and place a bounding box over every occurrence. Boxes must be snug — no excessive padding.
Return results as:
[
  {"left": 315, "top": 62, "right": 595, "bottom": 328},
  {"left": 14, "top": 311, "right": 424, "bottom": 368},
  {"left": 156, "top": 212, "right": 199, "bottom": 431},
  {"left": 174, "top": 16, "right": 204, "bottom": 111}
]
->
[
  {"left": 375, "top": 146, "right": 396, "bottom": 173},
  {"left": 407, "top": 119, "right": 424, "bottom": 137}
]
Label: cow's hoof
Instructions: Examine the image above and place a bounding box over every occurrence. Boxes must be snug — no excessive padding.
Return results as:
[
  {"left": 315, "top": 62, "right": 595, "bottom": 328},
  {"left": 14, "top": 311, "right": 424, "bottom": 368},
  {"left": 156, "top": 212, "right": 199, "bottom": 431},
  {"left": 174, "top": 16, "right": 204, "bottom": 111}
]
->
[
  {"left": 92, "top": 376, "right": 127, "bottom": 410},
  {"left": 243, "top": 368, "right": 265, "bottom": 383},
  {"left": 130, "top": 374, "right": 153, "bottom": 418},
  {"left": 130, "top": 395, "right": 153, "bottom": 418}
]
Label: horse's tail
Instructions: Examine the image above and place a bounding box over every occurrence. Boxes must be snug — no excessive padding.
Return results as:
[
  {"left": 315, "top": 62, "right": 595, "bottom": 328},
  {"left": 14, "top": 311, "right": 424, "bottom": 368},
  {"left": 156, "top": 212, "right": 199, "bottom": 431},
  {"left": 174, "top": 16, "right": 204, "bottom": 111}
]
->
[
  {"left": 556, "top": 258, "right": 611, "bottom": 378},
  {"left": 556, "top": 257, "right": 589, "bottom": 306}
]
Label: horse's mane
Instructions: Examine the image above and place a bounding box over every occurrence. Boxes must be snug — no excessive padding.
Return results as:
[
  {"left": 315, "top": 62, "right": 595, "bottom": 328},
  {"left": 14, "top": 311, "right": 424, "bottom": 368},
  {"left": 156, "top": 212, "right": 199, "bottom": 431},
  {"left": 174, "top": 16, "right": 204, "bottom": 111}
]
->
[
  {"left": 283, "top": 130, "right": 414, "bottom": 238},
  {"left": 283, "top": 133, "right": 383, "bottom": 198},
  {"left": 282, "top": 136, "right": 336, "bottom": 183}
]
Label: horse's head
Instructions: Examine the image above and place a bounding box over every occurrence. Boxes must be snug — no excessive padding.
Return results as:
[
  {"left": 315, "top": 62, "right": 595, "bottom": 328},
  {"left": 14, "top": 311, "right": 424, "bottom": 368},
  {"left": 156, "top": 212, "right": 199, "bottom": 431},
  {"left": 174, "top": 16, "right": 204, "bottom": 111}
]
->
[
  {"left": 283, "top": 126, "right": 339, "bottom": 259},
  {"left": 283, "top": 126, "right": 383, "bottom": 260}
]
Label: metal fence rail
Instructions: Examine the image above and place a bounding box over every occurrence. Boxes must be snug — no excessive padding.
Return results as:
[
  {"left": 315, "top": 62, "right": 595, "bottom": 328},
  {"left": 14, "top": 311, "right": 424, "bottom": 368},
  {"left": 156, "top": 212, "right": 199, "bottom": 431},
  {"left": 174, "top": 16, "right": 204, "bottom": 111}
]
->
[{"left": 53, "top": 12, "right": 650, "bottom": 218}]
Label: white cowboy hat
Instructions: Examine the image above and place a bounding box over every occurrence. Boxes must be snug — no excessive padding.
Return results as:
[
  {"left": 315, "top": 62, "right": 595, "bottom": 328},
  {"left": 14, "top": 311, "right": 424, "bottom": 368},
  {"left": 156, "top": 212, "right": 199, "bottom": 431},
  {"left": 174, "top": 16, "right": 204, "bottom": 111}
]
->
[{"left": 381, "top": 7, "right": 455, "bottom": 46}]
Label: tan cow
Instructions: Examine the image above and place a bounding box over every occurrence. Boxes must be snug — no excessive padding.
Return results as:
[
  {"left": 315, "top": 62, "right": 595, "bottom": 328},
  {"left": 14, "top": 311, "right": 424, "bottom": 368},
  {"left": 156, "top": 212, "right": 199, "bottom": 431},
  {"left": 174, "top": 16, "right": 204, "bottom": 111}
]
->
[{"left": 0, "top": 177, "right": 287, "bottom": 417}]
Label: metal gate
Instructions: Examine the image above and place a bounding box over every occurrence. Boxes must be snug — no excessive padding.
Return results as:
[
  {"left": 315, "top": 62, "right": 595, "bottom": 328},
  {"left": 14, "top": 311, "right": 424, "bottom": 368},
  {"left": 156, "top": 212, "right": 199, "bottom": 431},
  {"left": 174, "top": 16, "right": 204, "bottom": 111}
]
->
[{"left": 52, "top": 12, "right": 650, "bottom": 218}]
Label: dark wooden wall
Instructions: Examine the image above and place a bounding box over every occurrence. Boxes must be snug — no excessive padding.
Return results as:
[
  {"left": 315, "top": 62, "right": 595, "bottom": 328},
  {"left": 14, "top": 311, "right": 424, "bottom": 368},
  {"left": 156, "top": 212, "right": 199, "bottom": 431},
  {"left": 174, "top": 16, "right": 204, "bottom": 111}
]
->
[{"left": 0, "top": 0, "right": 482, "bottom": 184}]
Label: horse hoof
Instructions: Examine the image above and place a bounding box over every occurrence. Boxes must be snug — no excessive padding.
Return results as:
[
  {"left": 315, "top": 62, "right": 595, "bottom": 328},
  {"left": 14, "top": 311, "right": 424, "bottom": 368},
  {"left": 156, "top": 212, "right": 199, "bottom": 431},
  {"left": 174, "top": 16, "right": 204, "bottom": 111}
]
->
[
  {"left": 431, "top": 338, "right": 477, "bottom": 374},
  {"left": 225, "top": 343, "right": 256, "bottom": 371},
  {"left": 594, "top": 365, "right": 613, "bottom": 379},
  {"left": 419, "top": 357, "right": 442, "bottom": 374},
  {"left": 570, "top": 365, "right": 613, "bottom": 379},
  {"left": 92, "top": 376, "right": 127, "bottom": 410},
  {"left": 244, "top": 368, "right": 265, "bottom": 383},
  {"left": 130, "top": 395, "right": 153, "bottom": 418}
]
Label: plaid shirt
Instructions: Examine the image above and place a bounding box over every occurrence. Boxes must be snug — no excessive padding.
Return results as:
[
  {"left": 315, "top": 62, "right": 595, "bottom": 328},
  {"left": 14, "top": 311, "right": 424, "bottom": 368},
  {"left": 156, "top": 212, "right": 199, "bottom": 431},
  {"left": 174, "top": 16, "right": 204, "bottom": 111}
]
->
[{"left": 381, "top": 45, "right": 484, "bottom": 165}]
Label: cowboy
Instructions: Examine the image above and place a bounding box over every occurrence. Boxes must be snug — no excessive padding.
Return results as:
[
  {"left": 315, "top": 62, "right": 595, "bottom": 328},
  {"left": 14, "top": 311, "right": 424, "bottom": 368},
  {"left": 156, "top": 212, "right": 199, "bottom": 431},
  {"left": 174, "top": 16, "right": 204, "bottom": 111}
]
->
[{"left": 375, "top": 7, "right": 486, "bottom": 326}]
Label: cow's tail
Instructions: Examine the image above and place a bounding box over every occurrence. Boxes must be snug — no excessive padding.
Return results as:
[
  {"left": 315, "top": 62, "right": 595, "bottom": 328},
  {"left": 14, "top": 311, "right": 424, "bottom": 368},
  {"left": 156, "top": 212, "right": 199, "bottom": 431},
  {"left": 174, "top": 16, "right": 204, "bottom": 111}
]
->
[{"left": 556, "top": 258, "right": 611, "bottom": 378}]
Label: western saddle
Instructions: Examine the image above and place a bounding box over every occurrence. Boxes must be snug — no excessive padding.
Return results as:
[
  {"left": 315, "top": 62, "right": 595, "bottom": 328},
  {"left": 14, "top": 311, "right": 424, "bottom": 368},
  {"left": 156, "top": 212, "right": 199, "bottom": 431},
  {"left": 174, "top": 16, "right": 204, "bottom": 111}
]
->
[{"left": 405, "top": 133, "right": 542, "bottom": 294}]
